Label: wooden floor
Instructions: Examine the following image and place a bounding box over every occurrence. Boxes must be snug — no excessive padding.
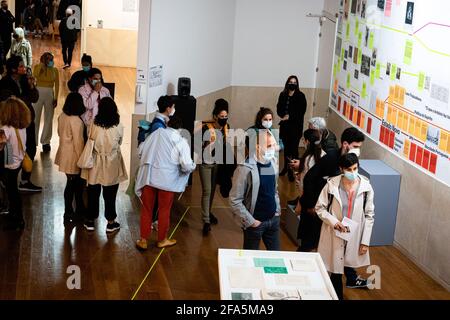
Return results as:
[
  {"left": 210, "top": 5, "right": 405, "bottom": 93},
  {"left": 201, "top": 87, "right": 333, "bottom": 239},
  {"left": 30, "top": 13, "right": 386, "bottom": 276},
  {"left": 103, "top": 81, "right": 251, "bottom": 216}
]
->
[{"left": 0, "top": 38, "right": 449, "bottom": 300}]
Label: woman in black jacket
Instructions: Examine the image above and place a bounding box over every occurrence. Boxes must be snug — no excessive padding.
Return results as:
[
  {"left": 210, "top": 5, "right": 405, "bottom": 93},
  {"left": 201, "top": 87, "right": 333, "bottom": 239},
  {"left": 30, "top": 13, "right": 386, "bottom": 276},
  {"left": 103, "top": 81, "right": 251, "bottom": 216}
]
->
[{"left": 277, "top": 75, "right": 307, "bottom": 181}]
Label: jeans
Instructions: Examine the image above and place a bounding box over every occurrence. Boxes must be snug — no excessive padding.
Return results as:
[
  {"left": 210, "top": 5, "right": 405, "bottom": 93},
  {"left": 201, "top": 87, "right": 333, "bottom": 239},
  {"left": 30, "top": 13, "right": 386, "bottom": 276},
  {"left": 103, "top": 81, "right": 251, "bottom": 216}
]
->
[
  {"left": 86, "top": 184, "right": 119, "bottom": 222},
  {"left": 199, "top": 164, "right": 218, "bottom": 224},
  {"left": 243, "top": 215, "right": 280, "bottom": 251}
]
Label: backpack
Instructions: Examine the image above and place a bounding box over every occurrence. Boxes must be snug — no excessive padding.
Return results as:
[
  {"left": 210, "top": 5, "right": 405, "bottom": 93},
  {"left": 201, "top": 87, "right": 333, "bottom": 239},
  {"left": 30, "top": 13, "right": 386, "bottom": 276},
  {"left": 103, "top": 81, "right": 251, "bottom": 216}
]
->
[{"left": 327, "top": 191, "right": 368, "bottom": 213}]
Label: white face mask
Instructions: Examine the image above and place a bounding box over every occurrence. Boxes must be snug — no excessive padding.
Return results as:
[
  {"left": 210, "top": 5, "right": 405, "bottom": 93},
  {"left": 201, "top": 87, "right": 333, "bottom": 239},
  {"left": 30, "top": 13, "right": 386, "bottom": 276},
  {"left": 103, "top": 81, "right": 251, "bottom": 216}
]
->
[
  {"left": 262, "top": 120, "right": 273, "bottom": 129},
  {"left": 169, "top": 107, "right": 176, "bottom": 117},
  {"left": 261, "top": 148, "right": 276, "bottom": 163},
  {"left": 348, "top": 147, "right": 361, "bottom": 157}
]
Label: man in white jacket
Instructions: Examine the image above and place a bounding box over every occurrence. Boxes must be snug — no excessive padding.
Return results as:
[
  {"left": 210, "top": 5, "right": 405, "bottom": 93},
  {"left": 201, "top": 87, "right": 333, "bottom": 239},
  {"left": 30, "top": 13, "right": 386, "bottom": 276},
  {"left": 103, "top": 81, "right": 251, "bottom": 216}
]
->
[{"left": 135, "top": 117, "right": 196, "bottom": 250}]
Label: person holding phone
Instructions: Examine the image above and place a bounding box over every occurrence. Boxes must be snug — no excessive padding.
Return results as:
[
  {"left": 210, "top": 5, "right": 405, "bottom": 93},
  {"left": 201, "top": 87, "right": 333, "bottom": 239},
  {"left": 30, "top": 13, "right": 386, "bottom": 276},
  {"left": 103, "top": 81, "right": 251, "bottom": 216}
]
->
[
  {"left": 315, "top": 153, "right": 375, "bottom": 300},
  {"left": 78, "top": 68, "right": 111, "bottom": 126}
]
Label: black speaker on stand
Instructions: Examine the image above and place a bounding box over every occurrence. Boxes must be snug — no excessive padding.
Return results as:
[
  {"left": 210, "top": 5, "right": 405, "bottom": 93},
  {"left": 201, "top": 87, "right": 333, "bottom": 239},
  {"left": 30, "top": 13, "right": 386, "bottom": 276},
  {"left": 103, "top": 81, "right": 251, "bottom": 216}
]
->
[{"left": 172, "top": 77, "right": 196, "bottom": 186}]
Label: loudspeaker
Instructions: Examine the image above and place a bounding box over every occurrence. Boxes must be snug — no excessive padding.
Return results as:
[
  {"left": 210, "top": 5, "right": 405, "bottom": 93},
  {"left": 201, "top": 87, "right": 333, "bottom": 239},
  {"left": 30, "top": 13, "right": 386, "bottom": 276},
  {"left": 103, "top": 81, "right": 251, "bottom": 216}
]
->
[
  {"left": 177, "top": 77, "right": 191, "bottom": 97},
  {"left": 172, "top": 94, "right": 196, "bottom": 186}
]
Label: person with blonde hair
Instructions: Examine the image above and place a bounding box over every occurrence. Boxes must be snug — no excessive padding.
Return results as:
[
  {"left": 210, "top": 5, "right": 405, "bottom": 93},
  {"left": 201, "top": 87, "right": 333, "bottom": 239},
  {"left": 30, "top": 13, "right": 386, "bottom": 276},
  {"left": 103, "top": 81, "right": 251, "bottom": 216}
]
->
[
  {"left": 33, "top": 52, "right": 59, "bottom": 152},
  {"left": 9, "top": 27, "right": 33, "bottom": 68},
  {"left": 0, "top": 97, "right": 31, "bottom": 230}
]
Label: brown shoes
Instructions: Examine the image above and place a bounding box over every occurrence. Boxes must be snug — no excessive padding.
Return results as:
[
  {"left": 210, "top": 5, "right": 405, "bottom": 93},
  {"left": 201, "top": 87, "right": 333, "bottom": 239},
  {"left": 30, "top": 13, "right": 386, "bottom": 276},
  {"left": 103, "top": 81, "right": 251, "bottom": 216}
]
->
[
  {"left": 136, "top": 238, "right": 177, "bottom": 250},
  {"left": 157, "top": 238, "right": 177, "bottom": 248},
  {"left": 136, "top": 239, "right": 148, "bottom": 250}
]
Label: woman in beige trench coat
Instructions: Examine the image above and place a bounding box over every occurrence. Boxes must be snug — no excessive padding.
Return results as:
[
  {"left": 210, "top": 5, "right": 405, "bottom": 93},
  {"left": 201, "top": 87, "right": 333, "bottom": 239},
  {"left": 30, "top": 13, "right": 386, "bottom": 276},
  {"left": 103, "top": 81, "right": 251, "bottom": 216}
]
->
[
  {"left": 81, "top": 97, "right": 128, "bottom": 233},
  {"left": 315, "top": 153, "right": 375, "bottom": 300},
  {"left": 55, "top": 92, "right": 86, "bottom": 224}
]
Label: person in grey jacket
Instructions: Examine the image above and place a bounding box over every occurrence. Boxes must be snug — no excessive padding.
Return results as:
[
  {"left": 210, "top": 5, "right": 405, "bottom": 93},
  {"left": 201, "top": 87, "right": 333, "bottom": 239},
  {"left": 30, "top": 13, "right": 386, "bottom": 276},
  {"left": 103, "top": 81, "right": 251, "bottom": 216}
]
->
[{"left": 229, "top": 130, "right": 281, "bottom": 250}]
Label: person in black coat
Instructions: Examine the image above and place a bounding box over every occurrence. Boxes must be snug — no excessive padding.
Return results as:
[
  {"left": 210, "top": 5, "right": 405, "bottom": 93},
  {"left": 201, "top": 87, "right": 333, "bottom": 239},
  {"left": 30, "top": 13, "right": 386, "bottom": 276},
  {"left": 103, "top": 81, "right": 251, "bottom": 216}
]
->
[
  {"left": 277, "top": 75, "right": 307, "bottom": 182},
  {"left": 290, "top": 127, "right": 369, "bottom": 289},
  {"left": 0, "top": 55, "right": 42, "bottom": 192},
  {"left": 59, "top": 8, "right": 79, "bottom": 68},
  {"left": 0, "top": 0, "right": 15, "bottom": 65},
  {"left": 68, "top": 53, "right": 92, "bottom": 92}
]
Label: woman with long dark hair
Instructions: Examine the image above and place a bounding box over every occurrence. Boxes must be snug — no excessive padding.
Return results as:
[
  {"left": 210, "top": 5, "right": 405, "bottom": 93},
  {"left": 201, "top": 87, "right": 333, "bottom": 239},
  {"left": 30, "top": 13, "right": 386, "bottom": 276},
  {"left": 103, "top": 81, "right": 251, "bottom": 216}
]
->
[
  {"left": 81, "top": 97, "right": 128, "bottom": 233},
  {"left": 297, "top": 129, "right": 326, "bottom": 191},
  {"left": 277, "top": 75, "right": 307, "bottom": 181},
  {"left": 55, "top": 92, "right": 86, "bottom": 224}
]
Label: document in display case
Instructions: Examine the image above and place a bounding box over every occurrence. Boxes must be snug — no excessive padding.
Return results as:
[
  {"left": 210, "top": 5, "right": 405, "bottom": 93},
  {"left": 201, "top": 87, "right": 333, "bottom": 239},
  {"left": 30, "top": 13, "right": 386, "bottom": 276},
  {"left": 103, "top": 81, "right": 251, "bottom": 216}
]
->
[{"left": 218, "top": 249, "right": 338, "bottom": 300}]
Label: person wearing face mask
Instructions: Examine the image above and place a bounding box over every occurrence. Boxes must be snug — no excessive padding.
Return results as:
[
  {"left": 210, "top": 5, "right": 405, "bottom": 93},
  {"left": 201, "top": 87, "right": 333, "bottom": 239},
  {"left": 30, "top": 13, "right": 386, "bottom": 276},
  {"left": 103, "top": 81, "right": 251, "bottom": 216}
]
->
[
  {"left": 59, "top": 8, "right": 79, "bottom": 69},
  {"left": 293, "top": 129, "right": 326, "bottom": 207},
  {"left": 9, "top": 27, "right": 33, "bottom": 69},
  {"left": 277, "top": 75, "right": 307, "bottom": 182},
  {"left": 290, "top": 127, "right": 368, "bottom": 289},
  {"left": 0, "top": 55, "right": 42, "bottom": 192},
  {"left": 68, "top": 54, "right": 93, "bottom": 92},
  {"left": 32, "top": 52, "right": 59, "bottom": 152},
  {"left": 78, "top": 68, "right": 111, "bottom": 125},
  {"left": 135, "top": 116, "right": 196, "bottom": 250},
  {"left": 199, "top": 99, "right": 230, "bottom": 236},
  {"left": 135, "top": 95, "right": 176, "bottom": 232},
  {"left": 315, "top": 153, "right": 375, "bottom": 300},
  {"left": 229, "top": 130, "right": 281, "bottom": 250},
  {"left": 0, "top": 0, "right": 15, "bottom": 66},
  {"left": 247, "top": 107, "right": 282, "bottom": 154}
]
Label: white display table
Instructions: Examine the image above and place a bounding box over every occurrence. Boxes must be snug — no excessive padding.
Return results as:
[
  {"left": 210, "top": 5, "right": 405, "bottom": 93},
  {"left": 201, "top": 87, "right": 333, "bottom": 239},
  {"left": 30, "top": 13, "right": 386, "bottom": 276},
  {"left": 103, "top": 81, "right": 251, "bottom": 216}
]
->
[{"left": 218, "top": 249, "right": 338, "bottom": 300}]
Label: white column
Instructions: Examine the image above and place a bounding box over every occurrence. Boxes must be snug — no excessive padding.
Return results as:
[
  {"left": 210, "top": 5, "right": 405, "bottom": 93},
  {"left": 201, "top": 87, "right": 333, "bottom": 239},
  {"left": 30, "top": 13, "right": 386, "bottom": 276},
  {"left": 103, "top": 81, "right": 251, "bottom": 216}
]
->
[{"left": 134, "top": 0, "right": 152, "bottom": 115}]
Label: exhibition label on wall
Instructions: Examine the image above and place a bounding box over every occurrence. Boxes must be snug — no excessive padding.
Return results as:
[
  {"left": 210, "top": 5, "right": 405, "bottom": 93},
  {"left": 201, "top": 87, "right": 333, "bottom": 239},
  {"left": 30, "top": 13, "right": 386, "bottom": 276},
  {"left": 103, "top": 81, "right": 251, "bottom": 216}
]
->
[{"left": 330, "top": 0, "right": 450, "bottom": 187}]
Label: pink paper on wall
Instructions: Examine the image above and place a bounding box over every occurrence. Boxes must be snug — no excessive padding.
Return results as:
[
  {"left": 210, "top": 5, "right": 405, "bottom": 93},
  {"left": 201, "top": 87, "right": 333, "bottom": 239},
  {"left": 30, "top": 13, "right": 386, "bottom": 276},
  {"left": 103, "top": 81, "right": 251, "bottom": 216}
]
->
[{"left": 385, "top": 0, "right": 393, "bottom": 17}]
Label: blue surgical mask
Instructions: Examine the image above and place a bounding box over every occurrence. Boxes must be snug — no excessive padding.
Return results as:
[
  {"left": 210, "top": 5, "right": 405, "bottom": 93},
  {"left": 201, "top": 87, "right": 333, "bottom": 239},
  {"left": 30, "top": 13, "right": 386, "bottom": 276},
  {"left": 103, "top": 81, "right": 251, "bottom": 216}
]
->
[
  {"left": 91, "top": 79, "right": 101, "bottom": 86},
  {"left": 82, "top": 66, "right": 91, "bottom": 72},
  {"left": 47, "top": 60, "right": 54, "bottom": 68},
  {"left": 344, "top": 170, "right": 358, "bottom": 181}
]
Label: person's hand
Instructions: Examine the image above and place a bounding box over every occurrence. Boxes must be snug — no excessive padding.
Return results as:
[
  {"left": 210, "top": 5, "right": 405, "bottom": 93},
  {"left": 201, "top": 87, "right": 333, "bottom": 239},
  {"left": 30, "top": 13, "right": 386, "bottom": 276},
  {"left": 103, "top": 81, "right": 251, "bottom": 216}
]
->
[
  {"left": 94, "top": 81, "right": 102, "bottom": 92},
  {"left": 28, "top": 76, "right": 36, "bottom": 88},
  {"left": 282, "top": 115, "right": 289, "bottom": 121},
  {"left": 289, "top": 159, "right": 300, "bottom": 171},
  {"left": 251, "top": 220, "right": 262, "bottom": 228},
  {"left": 53, "top": 99, "right": 58, "bottom": 108},
  {"left": 294, "top": 202, "right": 302, "bottom": 216},
  {"left": 0, "top": 131, "right": 6, "bottom": 151},
  {"left": 334, "top": 221, "right": 347, "bottom": 232},
  {"left": 359, "top": 245, "right": 369, "bottom": 256}
]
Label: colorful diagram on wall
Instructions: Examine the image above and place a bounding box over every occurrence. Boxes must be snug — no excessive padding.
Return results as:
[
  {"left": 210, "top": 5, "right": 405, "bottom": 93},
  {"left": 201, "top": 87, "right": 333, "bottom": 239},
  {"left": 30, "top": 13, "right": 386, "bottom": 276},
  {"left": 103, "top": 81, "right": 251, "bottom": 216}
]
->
[{"left": 330, "top": 0, "right": 450, "bottom": 186}]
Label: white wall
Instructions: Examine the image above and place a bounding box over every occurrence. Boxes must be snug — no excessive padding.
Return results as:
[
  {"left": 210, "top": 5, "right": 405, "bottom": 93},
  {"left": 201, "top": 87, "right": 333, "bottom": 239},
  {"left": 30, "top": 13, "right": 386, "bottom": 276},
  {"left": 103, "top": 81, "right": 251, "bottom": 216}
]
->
[
  {"left": 81, "top": 0, "right": 139, "bottom": 67},
  {"left": 231, "top": 0, "right": 324, "bottom": 88},
  {"left": 83, "top": 0, "right": 139, "bottom": 30},
  {"left": 146, "top": 0, "right": 236, "bottom": 113}
]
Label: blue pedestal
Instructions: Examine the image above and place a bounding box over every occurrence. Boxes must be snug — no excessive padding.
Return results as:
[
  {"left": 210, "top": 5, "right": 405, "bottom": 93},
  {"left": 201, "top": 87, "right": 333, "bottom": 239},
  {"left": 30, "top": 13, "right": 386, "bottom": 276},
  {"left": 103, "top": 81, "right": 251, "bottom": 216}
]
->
[{"left": 359, "top": 160, "right": 401, "bottom": 246}]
